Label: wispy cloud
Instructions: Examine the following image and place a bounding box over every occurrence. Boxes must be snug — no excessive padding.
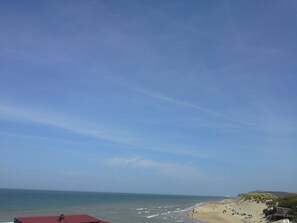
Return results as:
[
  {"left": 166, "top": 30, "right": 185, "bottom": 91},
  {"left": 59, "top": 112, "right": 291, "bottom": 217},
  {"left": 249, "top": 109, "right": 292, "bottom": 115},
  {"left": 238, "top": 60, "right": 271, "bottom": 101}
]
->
[
  {"left": 0, "top": 130, "right": 75, "bottom": 144},
  {"left": 0, "top": 103, "right": 137, "bottom": 146},
  {"left": 0, "top": 102, "right": 221, "bottom": 159},
  {"left": 139, "top": 90, "right": 253, "bottom": 126},
  {"left": 105, "top": 157, "right": 205, "bottom": 178}
]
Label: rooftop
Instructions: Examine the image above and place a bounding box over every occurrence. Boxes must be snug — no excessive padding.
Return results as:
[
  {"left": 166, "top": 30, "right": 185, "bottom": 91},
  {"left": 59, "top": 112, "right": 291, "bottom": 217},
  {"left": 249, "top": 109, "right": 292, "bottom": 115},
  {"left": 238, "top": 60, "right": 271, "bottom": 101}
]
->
[{"left": 15, "top": 214, "right": 109, "bottom": 223}]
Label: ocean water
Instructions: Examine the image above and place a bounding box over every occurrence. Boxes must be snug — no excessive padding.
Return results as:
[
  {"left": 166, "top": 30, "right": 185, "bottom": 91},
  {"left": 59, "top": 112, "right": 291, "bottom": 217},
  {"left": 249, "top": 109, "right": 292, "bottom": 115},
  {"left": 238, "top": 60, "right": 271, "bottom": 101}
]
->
[{"left": 0, "top": 189, "right": 224, "bottom": 223}]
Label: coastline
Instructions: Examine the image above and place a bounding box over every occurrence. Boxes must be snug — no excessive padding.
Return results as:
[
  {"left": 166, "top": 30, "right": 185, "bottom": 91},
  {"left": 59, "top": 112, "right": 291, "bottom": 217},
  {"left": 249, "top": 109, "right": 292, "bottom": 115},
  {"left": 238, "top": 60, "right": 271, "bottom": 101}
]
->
[
  {"left": 0, "top": 189, "right": 224, "bottom": 222},
  {"left": 188, "top": 198, "right": 268, "bottom": 223}
]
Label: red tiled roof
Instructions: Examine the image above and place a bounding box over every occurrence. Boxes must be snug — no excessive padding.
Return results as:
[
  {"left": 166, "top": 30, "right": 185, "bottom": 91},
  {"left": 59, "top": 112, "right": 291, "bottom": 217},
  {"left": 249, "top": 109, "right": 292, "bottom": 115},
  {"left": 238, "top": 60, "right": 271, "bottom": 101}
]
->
[{"left": 15, "top": 214, "right": 109, "bottom": 223}]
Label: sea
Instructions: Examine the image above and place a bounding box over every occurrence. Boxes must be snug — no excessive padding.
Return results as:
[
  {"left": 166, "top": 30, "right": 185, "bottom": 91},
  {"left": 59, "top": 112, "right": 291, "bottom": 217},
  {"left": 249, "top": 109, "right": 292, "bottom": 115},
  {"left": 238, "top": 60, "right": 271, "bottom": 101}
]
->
[{"left": 0, "top": 189, "right": 225, "bottom": 223}]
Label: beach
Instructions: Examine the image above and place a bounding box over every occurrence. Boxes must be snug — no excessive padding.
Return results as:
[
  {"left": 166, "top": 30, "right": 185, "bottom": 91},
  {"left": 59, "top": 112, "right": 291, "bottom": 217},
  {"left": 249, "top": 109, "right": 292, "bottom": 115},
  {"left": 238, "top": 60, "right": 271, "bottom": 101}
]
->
[{"left": 189, "top": 198, "right": 268, "bottom": 223}]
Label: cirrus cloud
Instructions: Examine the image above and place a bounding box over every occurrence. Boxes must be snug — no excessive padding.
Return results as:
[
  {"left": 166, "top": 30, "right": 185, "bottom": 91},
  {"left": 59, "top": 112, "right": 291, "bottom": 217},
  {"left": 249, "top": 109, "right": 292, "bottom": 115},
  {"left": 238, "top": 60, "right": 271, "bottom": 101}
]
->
[{"left": 105, "top": 156, "right": 207, "bottom": 179}]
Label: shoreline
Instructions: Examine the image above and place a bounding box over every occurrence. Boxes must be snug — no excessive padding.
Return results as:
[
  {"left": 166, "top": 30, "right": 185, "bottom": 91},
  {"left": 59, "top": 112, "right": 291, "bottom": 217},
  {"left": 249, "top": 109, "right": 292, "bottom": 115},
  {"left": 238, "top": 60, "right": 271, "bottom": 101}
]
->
[{"left": 188, "top": 198, "right": 268, "bottom": 223}]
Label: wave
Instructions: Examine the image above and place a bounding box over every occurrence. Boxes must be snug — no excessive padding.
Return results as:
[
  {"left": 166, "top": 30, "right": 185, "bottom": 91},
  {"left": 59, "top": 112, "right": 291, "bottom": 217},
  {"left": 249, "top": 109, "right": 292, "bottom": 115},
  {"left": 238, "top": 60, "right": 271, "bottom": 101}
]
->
[
  {"left": 136, "top": 208, "right": 146, "bottom": 210},
  {"left": 146, "top": 214, "right": 159, "bottom": 219}
]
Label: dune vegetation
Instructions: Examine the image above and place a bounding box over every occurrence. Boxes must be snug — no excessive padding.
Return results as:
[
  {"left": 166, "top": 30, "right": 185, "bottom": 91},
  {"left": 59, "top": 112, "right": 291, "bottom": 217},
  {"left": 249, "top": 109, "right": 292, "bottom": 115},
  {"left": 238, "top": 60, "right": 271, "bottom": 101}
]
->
[{"left": 240, "top": 192, "right": 297, "bottom": 222}]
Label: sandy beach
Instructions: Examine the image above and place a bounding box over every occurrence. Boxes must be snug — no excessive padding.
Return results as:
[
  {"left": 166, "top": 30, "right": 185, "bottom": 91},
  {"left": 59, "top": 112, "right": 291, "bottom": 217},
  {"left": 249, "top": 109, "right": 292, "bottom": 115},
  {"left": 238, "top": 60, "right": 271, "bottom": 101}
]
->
[{"left": 189, "top": 198, "right": 268, "bottom": 223}]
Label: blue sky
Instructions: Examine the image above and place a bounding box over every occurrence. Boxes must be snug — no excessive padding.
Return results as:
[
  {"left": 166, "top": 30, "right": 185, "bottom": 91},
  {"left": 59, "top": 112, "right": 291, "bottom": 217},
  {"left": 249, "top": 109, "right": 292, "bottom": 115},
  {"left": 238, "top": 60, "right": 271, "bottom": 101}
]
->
[{"left": 0, "top": 0, "right": 297, "bottom": 196}]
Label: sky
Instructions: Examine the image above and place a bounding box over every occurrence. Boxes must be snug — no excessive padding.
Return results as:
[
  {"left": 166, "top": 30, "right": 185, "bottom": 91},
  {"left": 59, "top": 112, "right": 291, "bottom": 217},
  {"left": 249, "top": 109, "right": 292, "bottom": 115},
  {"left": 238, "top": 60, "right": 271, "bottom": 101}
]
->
[{"left": 0, "top": 0, "right": 297, "bottom": 196}]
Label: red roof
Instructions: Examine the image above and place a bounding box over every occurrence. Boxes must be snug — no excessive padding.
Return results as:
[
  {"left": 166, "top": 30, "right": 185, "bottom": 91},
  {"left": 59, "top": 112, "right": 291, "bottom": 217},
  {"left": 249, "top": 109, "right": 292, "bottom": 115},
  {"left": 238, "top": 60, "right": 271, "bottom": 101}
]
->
[{"left": 15, "top": 214, "right": 109, "bottom": 223}]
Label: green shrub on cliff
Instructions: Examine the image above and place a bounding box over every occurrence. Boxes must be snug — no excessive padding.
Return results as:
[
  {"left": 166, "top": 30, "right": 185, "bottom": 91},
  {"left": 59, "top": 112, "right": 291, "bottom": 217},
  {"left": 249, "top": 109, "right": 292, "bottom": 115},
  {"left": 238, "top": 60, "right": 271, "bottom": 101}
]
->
[
  {"left": 241, "top": 193, "right": 277, "bottom": 203},
  {"left": 278, "top": 195, "right": 297, "bottom": 209},
  {"left": 279, "top": 196, "right": 297, "bottom": 222},
  {"left": 278, "top": 195, "right": 297, "bottom": 219}
]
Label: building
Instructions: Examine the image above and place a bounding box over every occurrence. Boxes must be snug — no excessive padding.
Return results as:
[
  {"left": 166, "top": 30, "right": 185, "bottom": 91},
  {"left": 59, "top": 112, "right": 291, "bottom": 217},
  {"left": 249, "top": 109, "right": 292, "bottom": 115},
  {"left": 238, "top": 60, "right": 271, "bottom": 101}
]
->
[{"left": 14, "top": 214, "right": 109, "bottom": 223}]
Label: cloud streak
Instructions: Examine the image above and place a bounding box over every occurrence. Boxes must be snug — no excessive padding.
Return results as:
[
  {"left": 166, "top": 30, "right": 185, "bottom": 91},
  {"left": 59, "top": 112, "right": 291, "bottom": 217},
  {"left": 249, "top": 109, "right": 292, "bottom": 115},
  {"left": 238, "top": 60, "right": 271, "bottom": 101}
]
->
[
  {"left": 0, "top": 103, "right": 216, "bottom": 159},
  {"left": 140, "top": 90, "right": 253, "bottom": 126},
  {"left": 105, "top": 157, "right": 205, "bottom": 179},
  {"left": 0, "top": 103, "right": 137, "bottom": 146}
]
